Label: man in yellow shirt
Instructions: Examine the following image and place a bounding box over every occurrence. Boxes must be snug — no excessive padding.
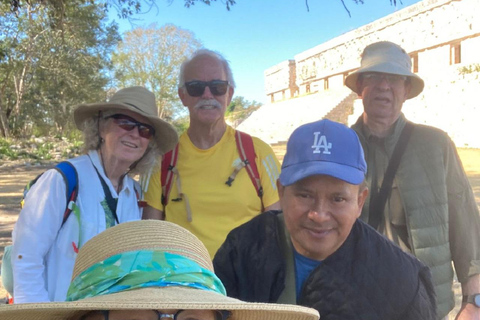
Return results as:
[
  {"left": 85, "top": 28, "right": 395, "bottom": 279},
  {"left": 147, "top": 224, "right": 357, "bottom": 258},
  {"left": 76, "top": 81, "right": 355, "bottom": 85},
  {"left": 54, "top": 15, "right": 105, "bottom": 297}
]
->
[{"left": 142, "top": 49, "right": 281, "bottom": 257}]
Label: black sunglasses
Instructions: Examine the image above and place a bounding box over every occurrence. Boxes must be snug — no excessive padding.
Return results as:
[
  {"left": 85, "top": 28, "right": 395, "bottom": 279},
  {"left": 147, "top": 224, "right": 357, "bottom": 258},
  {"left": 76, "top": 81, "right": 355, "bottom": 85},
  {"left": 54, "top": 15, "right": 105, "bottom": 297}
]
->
[
  {"left": 104, "top": 114, "right": 155, "bottom": 140},
  {"left": 184, "top": 80, "right": 229, "bottom": 97}
]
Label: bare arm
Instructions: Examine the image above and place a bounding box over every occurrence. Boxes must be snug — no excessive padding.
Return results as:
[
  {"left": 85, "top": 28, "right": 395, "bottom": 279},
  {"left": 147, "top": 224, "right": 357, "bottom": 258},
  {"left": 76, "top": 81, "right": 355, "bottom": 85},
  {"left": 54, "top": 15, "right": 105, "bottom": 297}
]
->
[
  {"left": 455, "top": 274, "right": 480, "bottom": 320},
  {"left": 142, "top": 205, "right": 165, "bottom": 220}
]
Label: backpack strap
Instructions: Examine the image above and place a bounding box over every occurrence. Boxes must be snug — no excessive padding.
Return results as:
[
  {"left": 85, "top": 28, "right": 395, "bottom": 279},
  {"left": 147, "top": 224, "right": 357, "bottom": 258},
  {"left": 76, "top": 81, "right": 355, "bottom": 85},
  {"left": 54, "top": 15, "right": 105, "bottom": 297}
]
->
[
  {"left": 161, "top": 144, "right": 179, "bottom": 208},
  {"left": 160, "top": 131, "right": 265, "bottom": 216},
  {"left": 227, "top": 130, "right": 264, "bottom": 210},
  {"left": 368, "top": 121, "right": 415, "bottom": 230},
  {"left": 53, "top": 161, "right": 79, "bottom": 227}
]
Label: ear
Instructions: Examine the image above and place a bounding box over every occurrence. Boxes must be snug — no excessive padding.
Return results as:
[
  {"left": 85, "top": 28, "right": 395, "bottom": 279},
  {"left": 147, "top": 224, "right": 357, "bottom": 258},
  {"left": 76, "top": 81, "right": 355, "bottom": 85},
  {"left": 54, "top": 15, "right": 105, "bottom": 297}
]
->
[
  {"left": 178, "top": 87, "right": 188, "bottom": 106},
  {"left": 276, "top": 179, "right": 285, "bottom": 198},
  {"left": 98, "top": 117, "right": 107, "bottom": 136},
  {"left": 404, "top": 80, "right": 412, "bottom": 100},
  {"left": 356, "top": 77, "right": 363, "bottom": 98},
  {"left": 227, "top": 86, "right": 234, "bottom": 105},
  {"left": 356, "top": 187, "right": 369, "bottom": 218}
]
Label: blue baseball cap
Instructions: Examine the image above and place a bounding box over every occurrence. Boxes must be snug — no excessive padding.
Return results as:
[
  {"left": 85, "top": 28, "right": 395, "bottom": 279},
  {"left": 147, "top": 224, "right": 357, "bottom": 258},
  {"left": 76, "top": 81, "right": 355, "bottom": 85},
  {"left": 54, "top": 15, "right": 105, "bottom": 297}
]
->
[{"left": 279, "top": 119, "right": 367, "bottom": 186}]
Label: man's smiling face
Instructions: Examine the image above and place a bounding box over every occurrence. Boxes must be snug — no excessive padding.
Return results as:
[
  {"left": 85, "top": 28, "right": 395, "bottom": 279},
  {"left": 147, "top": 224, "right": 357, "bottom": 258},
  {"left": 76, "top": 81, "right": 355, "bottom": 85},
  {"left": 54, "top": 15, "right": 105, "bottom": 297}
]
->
[
  {"left": 278, "top": 175, "right": 367, "bottom": 261},
  {"left": 178, "top": 54, "right": 233, "bottom": 128}
]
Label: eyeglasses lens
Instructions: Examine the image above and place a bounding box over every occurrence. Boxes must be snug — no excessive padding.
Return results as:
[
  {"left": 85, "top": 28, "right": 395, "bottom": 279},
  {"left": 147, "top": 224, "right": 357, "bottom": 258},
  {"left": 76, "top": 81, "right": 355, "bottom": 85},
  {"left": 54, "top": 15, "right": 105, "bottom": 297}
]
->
[
  {"left": 107, "top": 114, "right": 155, "bottom": 140},
  {"left": 185, "top": 81, "right": 229, "bottom": 97},
  {"left": 363, "top": 73, "right": 406, "bottom": 85},
  {"left": 81, "top": 309, "right": 229, "bottom": 320},
  {"left": 175, "top": 310, "right": 227, "bottom": 320}
]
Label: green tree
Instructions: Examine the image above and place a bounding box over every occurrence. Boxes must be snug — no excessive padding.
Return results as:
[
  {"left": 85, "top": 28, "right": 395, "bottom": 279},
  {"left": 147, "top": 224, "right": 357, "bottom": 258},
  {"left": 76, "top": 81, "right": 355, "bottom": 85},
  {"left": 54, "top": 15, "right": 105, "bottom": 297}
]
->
[
  {"left": 0, "top": 0, "right": 120, "bottom": 137},
  {"left": 226, "top": 96, "right": 261, "bottom": 127},
  {"left": 112, "top": 23, "right": 201, "bottom": 120}
]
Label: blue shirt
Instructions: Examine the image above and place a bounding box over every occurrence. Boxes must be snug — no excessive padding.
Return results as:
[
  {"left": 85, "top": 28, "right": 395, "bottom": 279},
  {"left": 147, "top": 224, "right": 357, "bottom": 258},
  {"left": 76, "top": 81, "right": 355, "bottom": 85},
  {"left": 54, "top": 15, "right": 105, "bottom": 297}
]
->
[{"left": 293, "top": 248, "right": 322, "bottom": 299}]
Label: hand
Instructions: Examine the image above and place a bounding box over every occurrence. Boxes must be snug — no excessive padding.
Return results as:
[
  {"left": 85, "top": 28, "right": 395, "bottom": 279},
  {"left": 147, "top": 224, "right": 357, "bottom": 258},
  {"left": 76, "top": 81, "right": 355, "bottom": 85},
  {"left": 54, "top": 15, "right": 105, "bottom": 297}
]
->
[{"left": 455, "top": 303, "right": 480, "bottom": 320}]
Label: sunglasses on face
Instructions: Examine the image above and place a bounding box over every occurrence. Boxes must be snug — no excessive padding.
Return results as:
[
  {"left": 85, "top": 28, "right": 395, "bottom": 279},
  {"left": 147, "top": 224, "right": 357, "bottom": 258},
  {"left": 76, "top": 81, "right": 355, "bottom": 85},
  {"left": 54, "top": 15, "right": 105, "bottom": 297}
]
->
[
  {"left": 104, "top": 114, "right": 155, "bottom": 140},
  {"left": 184, "top": 80, "right": 229, "bottom": 97}
]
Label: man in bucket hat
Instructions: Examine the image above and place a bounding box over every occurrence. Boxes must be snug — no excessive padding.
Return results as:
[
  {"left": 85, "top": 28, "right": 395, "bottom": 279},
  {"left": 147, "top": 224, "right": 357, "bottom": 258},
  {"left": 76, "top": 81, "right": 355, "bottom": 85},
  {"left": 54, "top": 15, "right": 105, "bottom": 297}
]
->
[
  {"left": 0, "top": 220, "right": 319, "bottom": 320},
  {"left": 346, "top": 41, "right": 480, "bottom": 319},
  {"left": 213, "top": 119, "right": 437, "bottom": 319}
]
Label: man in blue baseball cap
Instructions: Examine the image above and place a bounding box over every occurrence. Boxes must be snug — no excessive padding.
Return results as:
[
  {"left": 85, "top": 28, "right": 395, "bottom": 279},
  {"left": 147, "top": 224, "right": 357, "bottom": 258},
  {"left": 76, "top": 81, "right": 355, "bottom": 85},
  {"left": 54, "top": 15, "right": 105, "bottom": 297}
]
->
[{"left": 213, "top": 119, "right": 437, "bottom": 320}]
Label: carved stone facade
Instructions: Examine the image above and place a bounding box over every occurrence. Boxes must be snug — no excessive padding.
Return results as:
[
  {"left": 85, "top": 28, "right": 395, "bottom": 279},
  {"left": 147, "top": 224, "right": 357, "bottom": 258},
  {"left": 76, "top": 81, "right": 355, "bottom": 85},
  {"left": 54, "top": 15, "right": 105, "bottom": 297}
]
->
[
  {"left": 264, "top": 60, "right": 297, "bottom": 102},
  {"left": 265, "top": 0, "right": 480, "bottom": 103}
]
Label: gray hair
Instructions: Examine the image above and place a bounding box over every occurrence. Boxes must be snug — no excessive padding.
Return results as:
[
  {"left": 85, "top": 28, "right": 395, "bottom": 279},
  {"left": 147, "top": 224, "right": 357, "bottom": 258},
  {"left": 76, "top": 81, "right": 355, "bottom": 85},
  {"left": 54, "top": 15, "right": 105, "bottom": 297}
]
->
[
  {"left": 178, "top": 48, "right": 236, "bottom": 89},
  {"left": 80, "top": 110, "right": 160, "bottom": 176}
]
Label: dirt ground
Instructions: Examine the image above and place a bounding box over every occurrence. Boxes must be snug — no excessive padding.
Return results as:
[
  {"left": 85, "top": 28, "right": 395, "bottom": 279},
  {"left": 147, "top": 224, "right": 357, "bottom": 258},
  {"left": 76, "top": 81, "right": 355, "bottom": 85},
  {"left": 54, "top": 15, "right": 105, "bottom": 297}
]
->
[{"left": 0, "top": 148, "right": 479, "bottom": 316}]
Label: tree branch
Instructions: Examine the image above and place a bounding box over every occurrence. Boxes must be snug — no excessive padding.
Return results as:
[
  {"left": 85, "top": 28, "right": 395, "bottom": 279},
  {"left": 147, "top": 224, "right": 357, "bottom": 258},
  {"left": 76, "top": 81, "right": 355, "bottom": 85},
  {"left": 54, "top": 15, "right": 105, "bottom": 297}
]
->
[{"left": 341, "top": 0, "right": 352, "bottom": 18}]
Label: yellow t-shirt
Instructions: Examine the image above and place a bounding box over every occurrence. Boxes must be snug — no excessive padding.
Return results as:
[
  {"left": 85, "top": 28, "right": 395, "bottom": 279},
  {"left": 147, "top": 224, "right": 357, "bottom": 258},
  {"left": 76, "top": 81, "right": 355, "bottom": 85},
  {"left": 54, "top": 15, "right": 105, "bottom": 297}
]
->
[{"left": 144, "top": 126, "right": 280, "bottom": 258}]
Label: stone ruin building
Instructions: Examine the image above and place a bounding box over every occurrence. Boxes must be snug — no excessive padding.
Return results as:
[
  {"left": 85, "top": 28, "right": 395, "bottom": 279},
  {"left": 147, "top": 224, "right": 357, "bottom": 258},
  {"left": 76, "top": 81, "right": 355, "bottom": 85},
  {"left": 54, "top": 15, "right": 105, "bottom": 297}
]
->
[{"left": 238, "top": 0, "right": 480, "bottom": 148}]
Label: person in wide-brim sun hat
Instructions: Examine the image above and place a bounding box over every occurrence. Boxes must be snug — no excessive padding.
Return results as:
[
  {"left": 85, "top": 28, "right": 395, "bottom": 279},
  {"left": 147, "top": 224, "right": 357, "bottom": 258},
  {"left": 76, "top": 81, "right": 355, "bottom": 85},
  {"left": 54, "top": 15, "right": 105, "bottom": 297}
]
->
[
  {"left": 10, "top": 87, "right": 180, "bottom": 305},
  {"left": 74, "top": 86, "right": 178, "bottom": 156},
  {"left": 1, "top": 220, "right": 319, "bottom": 320}
]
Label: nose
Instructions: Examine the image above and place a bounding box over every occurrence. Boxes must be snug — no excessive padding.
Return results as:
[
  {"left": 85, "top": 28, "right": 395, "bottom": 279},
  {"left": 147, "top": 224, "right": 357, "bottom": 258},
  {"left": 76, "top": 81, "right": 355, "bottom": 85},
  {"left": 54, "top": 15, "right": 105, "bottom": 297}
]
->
[
  {"left": 376, "top": 76, "right": 391, "bottom": 90},
  {"left": 127, "top": 125, "right": 141, "bottom": 138},
  {"left": 307, "top": 200, "right": 331, "bottom": 222},
  {"left": 201, "top": 85, "right": 214, "bottom": 99}
]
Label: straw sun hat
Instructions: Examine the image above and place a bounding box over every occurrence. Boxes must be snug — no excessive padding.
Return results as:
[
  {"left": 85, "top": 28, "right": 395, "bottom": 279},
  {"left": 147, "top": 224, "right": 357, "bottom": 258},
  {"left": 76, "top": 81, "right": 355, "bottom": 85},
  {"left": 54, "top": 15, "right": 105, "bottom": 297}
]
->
[
  {"left": 0, "top": 220, "right": 319, "bottom": 320},
  {"left": 73, "top": 86, "right": 178, "bottom": 154},
  {"left": 345, "top": 41, "right": 424, "bottom": 99}
]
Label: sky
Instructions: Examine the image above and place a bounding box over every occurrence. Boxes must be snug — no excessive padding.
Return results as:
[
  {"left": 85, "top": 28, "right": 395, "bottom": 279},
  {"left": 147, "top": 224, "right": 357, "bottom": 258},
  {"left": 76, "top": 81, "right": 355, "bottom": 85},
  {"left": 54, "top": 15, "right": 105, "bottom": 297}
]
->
[{"left": 109, "top": 0, "right": 423, "bottom": 104}]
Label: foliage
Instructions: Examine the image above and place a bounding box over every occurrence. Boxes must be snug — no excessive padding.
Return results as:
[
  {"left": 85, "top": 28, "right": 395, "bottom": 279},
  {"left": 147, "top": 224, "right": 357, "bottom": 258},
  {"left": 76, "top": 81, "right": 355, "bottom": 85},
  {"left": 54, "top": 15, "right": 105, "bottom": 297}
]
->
[
  {"left": 171, "top": 115, "right": 190, "bottom": 134},
  {"left": 112, "top": 23, "right": 201, "bottom": 120},
  {"left": 0, "top": 136, "right": 83, "bottom": 161},
  {"left": 4, "top": 0, "right": 401, "bottom": 16},
  {"left": 0, "top": 0, "right": 120, "bottom": 138},
  {"left": 183, "top": 0, "right": 236, "bottom": 11},
  {"left": 0, "top": 138, "right": 18, "bottom": 159},
  {"left": 4, "top": 0, "right": 237, "bottom": 19},
  {"left": 458, "top": 63, "right": 480, "bottom": 75},
  {"left": 225, "top": 96, "right": 262, "bottom": 127}
]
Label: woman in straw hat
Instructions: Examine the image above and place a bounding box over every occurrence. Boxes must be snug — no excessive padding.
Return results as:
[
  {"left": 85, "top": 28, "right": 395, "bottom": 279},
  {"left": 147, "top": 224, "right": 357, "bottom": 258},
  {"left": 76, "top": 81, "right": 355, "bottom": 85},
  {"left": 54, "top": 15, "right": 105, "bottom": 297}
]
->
[
  {"left": 11, "top": 87, "right": 178, "bottom": 304},
  {"left": 0, "top": 220, "right": 319, "bottom": 320}
]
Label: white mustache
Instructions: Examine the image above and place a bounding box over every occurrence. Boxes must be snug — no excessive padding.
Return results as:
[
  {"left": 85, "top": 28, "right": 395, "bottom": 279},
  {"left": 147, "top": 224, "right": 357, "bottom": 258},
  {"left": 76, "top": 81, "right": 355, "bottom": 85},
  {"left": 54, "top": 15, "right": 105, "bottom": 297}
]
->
[{"left": 194, "top": 99, "right": 222, "bottom": 110}]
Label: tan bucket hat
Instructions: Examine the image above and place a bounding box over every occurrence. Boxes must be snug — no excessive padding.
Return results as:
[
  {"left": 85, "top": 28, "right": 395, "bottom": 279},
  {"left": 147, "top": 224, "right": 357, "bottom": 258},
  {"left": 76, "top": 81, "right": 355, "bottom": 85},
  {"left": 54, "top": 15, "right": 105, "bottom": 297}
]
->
[
  {"left": 345, "top": 41, "right": 424, "bottom": 99},
  {"left": 0, "top": 220, "right": 319, "bottom": 320},
  {"left": 74, "top": 86, "right": 178, "bottom": 154}
]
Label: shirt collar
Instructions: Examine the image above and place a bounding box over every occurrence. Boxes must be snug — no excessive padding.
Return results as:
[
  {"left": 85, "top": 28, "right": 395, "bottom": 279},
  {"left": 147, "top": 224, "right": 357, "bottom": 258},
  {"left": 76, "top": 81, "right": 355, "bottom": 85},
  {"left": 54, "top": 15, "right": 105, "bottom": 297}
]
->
[
  {"left": 88, "top": 150, "right": 133, "bottom": 193},
  {"left": 358, "top": 113, "right": 407, "bottom": 153}
]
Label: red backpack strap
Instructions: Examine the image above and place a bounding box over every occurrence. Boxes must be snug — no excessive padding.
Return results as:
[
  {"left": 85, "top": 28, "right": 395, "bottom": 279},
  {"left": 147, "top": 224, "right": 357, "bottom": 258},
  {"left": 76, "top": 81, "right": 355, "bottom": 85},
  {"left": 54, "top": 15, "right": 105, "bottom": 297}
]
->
[
  {"left": 234, "top": 130, "right": 264, "bottom": 210},
  {"left": 161, "top": 144, "right": 179, "bottom": 208}
]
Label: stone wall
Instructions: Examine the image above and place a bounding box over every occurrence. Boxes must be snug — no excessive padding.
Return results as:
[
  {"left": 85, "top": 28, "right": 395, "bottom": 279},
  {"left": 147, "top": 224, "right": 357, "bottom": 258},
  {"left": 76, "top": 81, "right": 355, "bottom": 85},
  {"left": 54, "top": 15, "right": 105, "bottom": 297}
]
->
[{"left": 264, "top": 60, "right": 297, "bottom": 102}]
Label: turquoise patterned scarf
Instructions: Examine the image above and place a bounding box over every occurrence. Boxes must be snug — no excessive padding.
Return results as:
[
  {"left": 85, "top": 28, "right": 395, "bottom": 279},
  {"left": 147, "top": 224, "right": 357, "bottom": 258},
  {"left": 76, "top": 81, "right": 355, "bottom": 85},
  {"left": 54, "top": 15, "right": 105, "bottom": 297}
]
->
[{"left": 66, "top": 250, "right": 226, "bottom": 301}]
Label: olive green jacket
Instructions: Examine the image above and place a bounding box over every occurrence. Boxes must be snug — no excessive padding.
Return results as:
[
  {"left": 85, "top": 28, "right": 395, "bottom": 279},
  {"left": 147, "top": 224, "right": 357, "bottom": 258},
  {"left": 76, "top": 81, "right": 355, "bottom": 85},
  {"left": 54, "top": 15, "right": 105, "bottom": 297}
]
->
[{"left": 352, "top": 113, "right": 480, "bottom": 319}]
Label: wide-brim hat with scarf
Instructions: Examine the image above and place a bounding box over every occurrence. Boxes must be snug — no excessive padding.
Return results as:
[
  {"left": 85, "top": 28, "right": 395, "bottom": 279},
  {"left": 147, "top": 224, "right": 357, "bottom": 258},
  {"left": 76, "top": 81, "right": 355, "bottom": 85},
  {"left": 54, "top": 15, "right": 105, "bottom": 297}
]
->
[{"left": 0, "top": 220, "right": 319, "bottom": 320}]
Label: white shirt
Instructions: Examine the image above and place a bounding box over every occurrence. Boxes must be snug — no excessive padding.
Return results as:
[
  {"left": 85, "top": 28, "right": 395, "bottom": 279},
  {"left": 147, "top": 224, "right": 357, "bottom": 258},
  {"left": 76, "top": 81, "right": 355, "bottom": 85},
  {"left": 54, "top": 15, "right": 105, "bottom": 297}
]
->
[{"left": 12, "top": 150, "right": 143, "bottom": 303}]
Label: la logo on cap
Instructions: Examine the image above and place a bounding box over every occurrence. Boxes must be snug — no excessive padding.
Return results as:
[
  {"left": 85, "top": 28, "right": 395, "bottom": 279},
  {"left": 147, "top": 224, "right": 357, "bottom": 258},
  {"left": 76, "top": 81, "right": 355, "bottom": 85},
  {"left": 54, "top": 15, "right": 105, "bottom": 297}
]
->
[{"left": 312, "top": 131, "right": 332, "bottom": 154}]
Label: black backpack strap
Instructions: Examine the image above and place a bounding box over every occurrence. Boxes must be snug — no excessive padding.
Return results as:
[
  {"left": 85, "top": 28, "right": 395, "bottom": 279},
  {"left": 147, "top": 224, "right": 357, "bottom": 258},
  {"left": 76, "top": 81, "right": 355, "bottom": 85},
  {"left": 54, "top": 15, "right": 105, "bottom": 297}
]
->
[{"left": 369, "top": 121, "right": 415, "bottom": 230}]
